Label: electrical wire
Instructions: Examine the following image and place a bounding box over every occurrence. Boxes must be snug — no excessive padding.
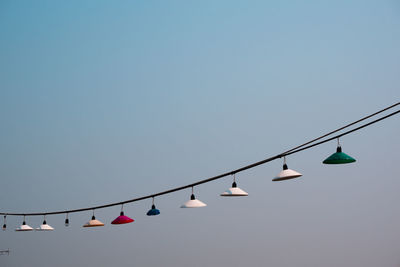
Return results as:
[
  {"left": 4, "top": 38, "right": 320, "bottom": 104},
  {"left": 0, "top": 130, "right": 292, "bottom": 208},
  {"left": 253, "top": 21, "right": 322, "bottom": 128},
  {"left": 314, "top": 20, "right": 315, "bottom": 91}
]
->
[{"left": 1, "top": 103, "right": 399, "bottom": 217}]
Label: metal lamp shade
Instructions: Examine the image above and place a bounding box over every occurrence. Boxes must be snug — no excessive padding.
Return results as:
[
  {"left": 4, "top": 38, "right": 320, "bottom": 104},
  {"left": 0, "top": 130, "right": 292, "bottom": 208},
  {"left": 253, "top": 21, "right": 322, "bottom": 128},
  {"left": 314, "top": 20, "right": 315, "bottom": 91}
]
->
[
  {"left": 111, "top": 212, "right": 134, "bottom": 225},
  {"left": 146, "top": 205, "right": 160, "bottom": 216},
  {"left": 15, "top": 222, "right": 33, "bottom": 232},
  {"left": 220, "top": 182, "right": 248, "bottom": 196},
  {"left": 323, "top": 146, "right": 356, "bottom": 164},
  {"left": 83, "top": 216, "right": 105, "bottom": 227},
  {"left": 181, "top": 194, "right": 207, "bottom": 208},
  {"left": 36, "top": 221, "right": 54, "bottom": 231},
  {"left": 273, "top": 164, "right": 302, "bottom": 182}
]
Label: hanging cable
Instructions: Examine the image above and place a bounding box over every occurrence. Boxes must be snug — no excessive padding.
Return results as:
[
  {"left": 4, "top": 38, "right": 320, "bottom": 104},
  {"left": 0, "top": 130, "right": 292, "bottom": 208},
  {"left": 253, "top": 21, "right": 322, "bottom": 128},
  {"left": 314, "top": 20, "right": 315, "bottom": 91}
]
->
[{"left": 0, "top": 103, "right": 399, "bottom": 217}]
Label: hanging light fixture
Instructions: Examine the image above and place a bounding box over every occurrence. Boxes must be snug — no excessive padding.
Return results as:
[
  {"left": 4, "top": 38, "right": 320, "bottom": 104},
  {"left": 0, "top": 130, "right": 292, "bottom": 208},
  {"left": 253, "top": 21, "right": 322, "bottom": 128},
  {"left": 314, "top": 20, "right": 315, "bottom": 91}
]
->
[
  {"left": 273, "top": 156, "right": 302, "bottom": 181},
  {"left": 36, "top": 215, "right": 54, "bottom": 231},
  {"left": 83, "top": 210, "right": 105, "bottom": 228},
  {"left": 111, "top": 205, "right": 134, "bottom": 225},
  {"left": 2, "top": 215, "right": 6, "bottom": 231},
  {"left": 15, "top": 216, "right": 33, "bottom": 232},
  {"left": 323, "top": 138, "right": 356, "bottom": 164},
  {"left": 146, "top": 197, "right": 160, "bottom": 216},
  {"left": 220, "top": 174, "right": 248, "bottom": 196},
  {"left": 181, "top": 187, "right": 207, "bottom": 208},
  {"left": 65, "top": 213, "right": 69, "bottom": 227}
]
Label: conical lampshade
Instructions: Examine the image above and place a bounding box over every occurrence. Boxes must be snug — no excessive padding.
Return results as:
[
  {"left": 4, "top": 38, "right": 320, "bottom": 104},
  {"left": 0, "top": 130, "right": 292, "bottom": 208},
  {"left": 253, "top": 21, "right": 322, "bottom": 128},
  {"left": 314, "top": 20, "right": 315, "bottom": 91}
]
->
[
  {"left": 323, "top": 146, "right": 356, "bottom": 164},
  {"left": 83, "top": 216, "right": 105, "bottom": 228},
  {"left": 273, "top": 163, "right": 302, "bottom": 182},
  {"left": 147, "top": 204, "right": 160, "bottom": 216},
  {"left": 220, "top": 181, "right": 248, "bottom": 196},
  {"left": 111, "top": 211, "right": 134, "bottom": 225},
  {"left": 181, "top": 194, "right": 207, "bottom": 208},
  {"left": 15, "top": 221, "right": 33, "bottom": 232},
  {"left": 36, "top": 220, "right": 54, "bottom": 231}
]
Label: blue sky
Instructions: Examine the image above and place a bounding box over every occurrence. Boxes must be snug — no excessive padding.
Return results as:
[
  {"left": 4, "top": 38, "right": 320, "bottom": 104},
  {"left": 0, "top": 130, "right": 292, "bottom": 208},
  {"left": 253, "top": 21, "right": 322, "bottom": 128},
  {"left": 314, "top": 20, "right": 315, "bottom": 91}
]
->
[{"left": 0, "top": 1, "right": 399, "bottom": 266}]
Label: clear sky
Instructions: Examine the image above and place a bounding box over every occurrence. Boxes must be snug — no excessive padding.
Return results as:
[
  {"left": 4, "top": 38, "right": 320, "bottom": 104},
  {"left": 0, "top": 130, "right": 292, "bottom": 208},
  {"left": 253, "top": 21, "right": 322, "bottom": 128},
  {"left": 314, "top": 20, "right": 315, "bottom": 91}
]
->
[{"left": 0, "top": 1, "right": 399, "bottom": 266}]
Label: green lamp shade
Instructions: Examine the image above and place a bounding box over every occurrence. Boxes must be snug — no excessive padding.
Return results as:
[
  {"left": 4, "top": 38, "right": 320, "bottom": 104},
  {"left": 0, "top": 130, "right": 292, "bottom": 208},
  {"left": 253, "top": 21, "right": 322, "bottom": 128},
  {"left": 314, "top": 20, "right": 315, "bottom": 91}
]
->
[{"left": 323, "top": 146, "right": 356, "bottom": 164}]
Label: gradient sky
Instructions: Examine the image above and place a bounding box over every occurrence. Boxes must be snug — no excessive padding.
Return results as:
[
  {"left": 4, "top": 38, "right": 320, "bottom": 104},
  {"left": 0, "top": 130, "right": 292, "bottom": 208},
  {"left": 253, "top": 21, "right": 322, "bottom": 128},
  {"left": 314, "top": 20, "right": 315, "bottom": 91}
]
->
[{"left": 0, "top": 1, "right": 399, "bottom": 266}]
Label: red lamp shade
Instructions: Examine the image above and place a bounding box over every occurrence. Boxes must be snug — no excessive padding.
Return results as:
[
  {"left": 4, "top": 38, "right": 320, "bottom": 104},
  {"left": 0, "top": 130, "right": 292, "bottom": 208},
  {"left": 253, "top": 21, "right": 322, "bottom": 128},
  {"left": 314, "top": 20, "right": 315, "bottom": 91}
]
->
[{"left": 111, "top": 211, "right": 134, "bottom": 225}]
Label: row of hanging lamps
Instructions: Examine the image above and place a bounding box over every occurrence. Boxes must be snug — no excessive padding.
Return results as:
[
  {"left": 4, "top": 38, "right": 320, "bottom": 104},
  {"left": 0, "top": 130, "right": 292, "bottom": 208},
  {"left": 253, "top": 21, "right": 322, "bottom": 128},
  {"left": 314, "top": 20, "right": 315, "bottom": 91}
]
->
[
  {"left": 36, "top": 215, "right": 54, "bottom": 231},
  {"left": 181, "top": 187, "right": 207, "bottom": 208},
  {"left": 273, "top": 156, "right": 302, "bottom": 182},
  {"left": 83, "top": 210, "right": 105, "bottom": 227},
  {"left": 111, "top": 205, "right": 134, "bottom": 224},
  {"left": 323, "top": 138, "right": 356, "bottom": 164},
  {"left": 220, "top": 174, "right": 248, "bottom": 196},
  {"left": 147, "top": 197, "right": 160, "bottom": 216},
  {"left": 6, "top": 138, "right": 358, "bottom": 229}
]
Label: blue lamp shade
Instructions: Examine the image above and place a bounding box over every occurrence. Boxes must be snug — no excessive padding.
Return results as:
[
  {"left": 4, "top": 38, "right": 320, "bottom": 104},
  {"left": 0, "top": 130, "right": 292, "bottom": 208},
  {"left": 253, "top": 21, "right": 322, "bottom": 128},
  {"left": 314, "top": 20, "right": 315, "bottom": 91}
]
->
[
  {"left": 147, "top": 205, "right": 160, "bottom": 216},
  {"left": 323, "top": 146, "right": 356, "bottom": 164}
]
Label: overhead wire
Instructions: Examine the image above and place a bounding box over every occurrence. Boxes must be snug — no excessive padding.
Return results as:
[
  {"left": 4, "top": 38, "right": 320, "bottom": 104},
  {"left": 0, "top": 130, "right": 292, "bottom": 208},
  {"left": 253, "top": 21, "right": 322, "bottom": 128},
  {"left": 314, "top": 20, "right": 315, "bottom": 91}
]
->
[{"left": 0, "top": 102, "right": 399, "bottom": 217}]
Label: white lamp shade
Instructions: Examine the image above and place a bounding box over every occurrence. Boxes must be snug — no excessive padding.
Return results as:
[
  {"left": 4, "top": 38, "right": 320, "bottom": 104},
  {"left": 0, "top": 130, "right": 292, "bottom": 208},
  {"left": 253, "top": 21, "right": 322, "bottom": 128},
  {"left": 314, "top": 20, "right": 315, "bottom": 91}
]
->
[
  {"left": 220, "top": 187, "right": 248, "bottom": 196},
  {"left": 15, "top": 224, "right": 33, "bottom": 232},
  {"left": 181, "top": 199, "right": 207, "bottom": 208},
  {"left": 181, "top": 193, "right": 207, "bottom": 208},
  {"left": 36, "top": 223, "right": 54, "bottom": 231},
  {"left": 83, "top": 218, "right": 105, "bottom": 228},
  {"left": 273, "top": 168, "right": 302, "bottom": 181}
]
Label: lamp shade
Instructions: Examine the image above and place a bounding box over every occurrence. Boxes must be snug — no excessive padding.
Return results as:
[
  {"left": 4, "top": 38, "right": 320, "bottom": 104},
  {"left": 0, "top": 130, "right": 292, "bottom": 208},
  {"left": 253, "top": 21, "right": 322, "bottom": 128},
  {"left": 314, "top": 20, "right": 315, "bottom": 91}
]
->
[
  {"left": 83, "top": 216, "right": 105, "bottom": 227},
  {"left": 111, "top": 211, "right": 134, "bottom": 225},
  {"left": 323, "top": 146, "right": 356, "bottom": 164},
  {"left": 181, "top": 194, "right": 207, "bottom": 208},
  {"left": 273, "top": 164, "right": 302, "bottom": 181},
  {"left": 15, "top": 221, "right": 33, "bottom": 232},
  {"left": 147, "top": 205, "right": 160, "bottom": 216},
  {"left": 36, "top": 221, "right": 54, "bottom": 231},
  {"left": 220, "top": 182, "right": 248, "bottom": 196}
]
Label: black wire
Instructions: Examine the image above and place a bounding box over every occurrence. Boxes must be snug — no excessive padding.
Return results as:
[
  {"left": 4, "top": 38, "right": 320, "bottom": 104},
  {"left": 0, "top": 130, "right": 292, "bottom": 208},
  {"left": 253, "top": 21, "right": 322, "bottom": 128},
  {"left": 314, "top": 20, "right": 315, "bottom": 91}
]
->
[
  {"left": 280, "top": 102, "right": 400, "bottom": 155},
  {"left": 1, "top": 103, "right": 399, "bottom": 216},
  {"left": 284, "top": 109, "right": 400, "bottom": 156}
]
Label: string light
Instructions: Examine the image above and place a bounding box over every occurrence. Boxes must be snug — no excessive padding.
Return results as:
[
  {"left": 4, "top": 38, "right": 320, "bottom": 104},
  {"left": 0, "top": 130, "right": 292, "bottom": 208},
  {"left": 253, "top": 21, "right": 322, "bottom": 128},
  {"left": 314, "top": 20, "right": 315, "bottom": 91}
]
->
[
  {"left": 181, "top": 187, "right": 207, "bottom": 208},
  {"left": 220, "top": 174, "right": 248, "bottom": 196},
  {"left": 65, "top": 213, "right": 69, "bottom": 227},
  {"left": 0, "top": 103, "right": 398, "bottom": 230},
  {"left": 272, "top": 156, "right": 302, "bottom": 182},
  {"left": 323, "top": 138, "right": 356, "bottom": 164},
  {"left": 83, "top": 210, "right": 104, "bottom": 228},
  {"left": 15, "top": 216, "right": 33, "bottom": 232},
  {"left": 111, "top": 205, "right": 134, "bottom": 225},
  {"left": 147, "top": 198, "right": 160, "bottom": 216},
  {"left": 36, "top": 215, "right": 54, "bottom": 231},
  {"left": 2, "top": 215, "right": 6, "bottom": 231}
]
